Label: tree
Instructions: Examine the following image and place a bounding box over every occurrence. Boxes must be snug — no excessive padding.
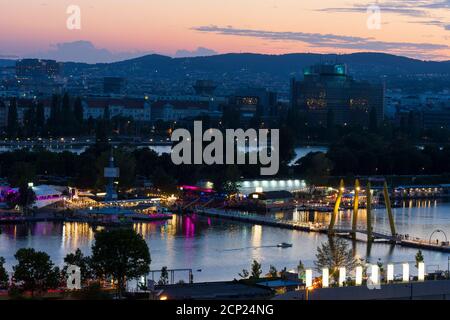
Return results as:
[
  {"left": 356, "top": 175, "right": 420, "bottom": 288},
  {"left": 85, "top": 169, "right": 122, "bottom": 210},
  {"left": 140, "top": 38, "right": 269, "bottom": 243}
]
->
[
  {"left": 103, "top": 104, "right": 110, "bottom": 120},
  {"left": 48, "top": 94, "right": 61, "bottom": 136},
  {"left": 17, "top": 183, "right": 36, "bottom": 215},
  {"left": 314, "top": 237, "right": 356, "bottom": 281},
  {"left": 238, "top": 269, "right": 249, "bottom": 279},
  {"left": 90, "top": 228, "right": 151, "bottom": 297},
  {"left": 415, "top": 250, "right": 424, "bottom": 269},
  {"left": 23, "top": 105, "right": 37, "bottom": 137},
  {"left": 212, "top": 165, "right": 241, "bottom": 196},
  {"left": 73, "top": 97, "right": 84, "bottom": 131},
  {"left": 295, "top": 152, "right": 333, "bottom": 179},
  {"left": 12, "top": 248, "right": 60, "bottom": 297},
  {"left": 63, "top": 249, "right": 92, "bottom": 286},
  {"left": 6, "top": 182, "right": 37, "bottom": 214},
  {"left": 297, "top": 260, "right": 305, "bottom": 280},
  {"left": 0, "top": 257, "right": 9, "bottom": 289},
  {"left": 36, "top": 102, "right": 45, "bottom": 133},
  {"left": 151, "top": 167, "right": 178, "bottom": 194},
  {"left": 369, "top": 106, "right": 378, "bottom": 133},
  {"left": 158, "top": 266, "right": 169, "bottom": 285},
  {"left": 7, "top": 162, "right": 36, "bottom": 187},
  {"left": 61, "top": 92, "right": 75, "bottom": 136},
  {"left": 7, "top": 97, "right": 19, "bottom": 138},
  {"left": 326, "top": 108, "right": 336, "bottom": 140},
  {"left": 95, "top": 120, "right": 109, "bottom": 145},
  {"left": 250, "top": 260, "right": 262, "bottom": 279},
  {"left": 377, "top": 258, "right": 385, "bottom": 279},
  {"left": 268, "top": 265, "right": 278, "bottom": 278}
]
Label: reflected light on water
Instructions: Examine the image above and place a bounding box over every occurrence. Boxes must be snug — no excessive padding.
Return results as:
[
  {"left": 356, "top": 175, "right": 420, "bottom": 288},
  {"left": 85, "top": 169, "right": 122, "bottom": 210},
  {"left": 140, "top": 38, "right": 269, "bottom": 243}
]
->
[
  {"left": 252, "top": 225, "right": 262, "bottom": 248},
  {"left": 61, "top": 222, "right": 95, "bottom": 251},
  {"left": 1, "top": 201, "right": 450, "bottom": 282}
]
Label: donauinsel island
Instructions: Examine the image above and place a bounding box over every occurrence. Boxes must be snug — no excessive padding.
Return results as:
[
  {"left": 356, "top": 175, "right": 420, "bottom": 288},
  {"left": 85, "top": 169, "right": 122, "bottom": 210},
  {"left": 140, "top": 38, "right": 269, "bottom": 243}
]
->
[{"left": 1, "top": 2, "right": 450, "bottom": 303}]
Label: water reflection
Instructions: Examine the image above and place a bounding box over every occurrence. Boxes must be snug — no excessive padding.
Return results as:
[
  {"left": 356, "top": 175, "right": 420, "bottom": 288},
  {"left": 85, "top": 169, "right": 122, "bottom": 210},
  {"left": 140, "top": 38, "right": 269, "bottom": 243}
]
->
[{"left": 61, "top": 222, "right": 95, "bottom": 252}]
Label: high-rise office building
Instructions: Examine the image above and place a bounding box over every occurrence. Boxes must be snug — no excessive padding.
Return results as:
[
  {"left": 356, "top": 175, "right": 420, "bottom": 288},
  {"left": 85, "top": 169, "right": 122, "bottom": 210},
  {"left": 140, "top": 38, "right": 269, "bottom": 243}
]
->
[{"left": 291, "top": 63, "right": 384, "bottom": 126}]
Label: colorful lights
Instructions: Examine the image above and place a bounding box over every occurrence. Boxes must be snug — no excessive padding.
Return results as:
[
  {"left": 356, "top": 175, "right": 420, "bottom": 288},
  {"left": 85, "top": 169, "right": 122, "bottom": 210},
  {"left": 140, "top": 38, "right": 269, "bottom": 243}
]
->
[{"left": 179, "top": 185, "right": 215, "bottom": 193}]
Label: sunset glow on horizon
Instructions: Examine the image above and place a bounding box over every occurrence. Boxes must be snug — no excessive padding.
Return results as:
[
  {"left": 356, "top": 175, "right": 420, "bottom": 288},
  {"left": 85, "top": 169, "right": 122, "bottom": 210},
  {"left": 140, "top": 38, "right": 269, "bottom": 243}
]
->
[{"left": 1, "top": 0, "right": 449, "bottom": 62}]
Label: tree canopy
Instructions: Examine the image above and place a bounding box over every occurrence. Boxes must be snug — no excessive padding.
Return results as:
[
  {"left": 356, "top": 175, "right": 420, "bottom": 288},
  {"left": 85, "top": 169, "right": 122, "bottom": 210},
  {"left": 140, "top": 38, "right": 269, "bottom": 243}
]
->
[
  {"left": 90, "top": 228, "right": 151, "bottom": 296},
  {"left": 12, "top": 248, "right": 60, "bottom": 296}
]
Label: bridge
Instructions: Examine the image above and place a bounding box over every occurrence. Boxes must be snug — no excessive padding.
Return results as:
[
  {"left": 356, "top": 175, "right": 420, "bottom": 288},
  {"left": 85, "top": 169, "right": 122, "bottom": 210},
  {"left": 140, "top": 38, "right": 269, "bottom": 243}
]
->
[
  {"left": 328, "top": 179, "right": 397, "bottom": 242},
  {"left": 194, "top": 207, "right": 397, "bottom": 241}
]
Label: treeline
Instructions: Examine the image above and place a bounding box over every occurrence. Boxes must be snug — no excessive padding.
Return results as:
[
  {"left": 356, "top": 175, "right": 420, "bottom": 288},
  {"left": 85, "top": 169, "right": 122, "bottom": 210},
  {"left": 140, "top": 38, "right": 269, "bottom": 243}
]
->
[
  {"left": 295, "top": 132, "right": 450, "bottom": 177},
  {"left": 0, "top": 143, "right": 271, "bottom": 194},
  {"left": 2, "top": 94, "right": 144, "bottom": 139},
  {"left": 0, "top": 228, "right": 150, "bottom": 298}
]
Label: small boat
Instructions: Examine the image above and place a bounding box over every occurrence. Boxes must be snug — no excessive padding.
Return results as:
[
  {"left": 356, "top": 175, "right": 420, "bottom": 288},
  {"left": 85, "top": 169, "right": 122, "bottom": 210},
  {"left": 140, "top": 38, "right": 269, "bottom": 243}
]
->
[{"left": 277, "top": 242, "right": 293, "bottom": 248}]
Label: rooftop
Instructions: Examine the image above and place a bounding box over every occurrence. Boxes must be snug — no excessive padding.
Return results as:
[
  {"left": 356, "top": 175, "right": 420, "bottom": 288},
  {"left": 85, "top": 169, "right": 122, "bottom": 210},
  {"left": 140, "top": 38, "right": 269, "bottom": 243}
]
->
[{"left": 157, "top": 281, "right": 273, "bottom": 300}]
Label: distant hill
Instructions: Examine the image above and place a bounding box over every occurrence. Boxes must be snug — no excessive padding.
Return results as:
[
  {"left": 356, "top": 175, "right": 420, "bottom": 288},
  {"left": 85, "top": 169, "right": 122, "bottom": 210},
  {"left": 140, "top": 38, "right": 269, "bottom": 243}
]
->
[
  {"left": 4, "top": 53, "right": 449, "bottom": 93},
  {"left": 0, "top": 59, "right": 15, "bottom": 67},
  {"left": 62, "top": 52, "right": 450, "bottom": 78}
]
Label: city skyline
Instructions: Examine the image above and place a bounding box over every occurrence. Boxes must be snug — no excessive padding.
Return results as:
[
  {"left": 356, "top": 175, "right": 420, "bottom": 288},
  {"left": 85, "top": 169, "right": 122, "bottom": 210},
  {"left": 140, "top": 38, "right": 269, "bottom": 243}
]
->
[{"left": 1, "top": 0, "right": 449, "bottom": 63}]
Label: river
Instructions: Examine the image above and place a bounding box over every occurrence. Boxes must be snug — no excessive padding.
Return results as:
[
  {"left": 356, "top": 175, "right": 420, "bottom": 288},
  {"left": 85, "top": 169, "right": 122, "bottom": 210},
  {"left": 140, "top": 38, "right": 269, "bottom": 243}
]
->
[{"left": 1, "top": 201, "right": 449, "bottom": 283}]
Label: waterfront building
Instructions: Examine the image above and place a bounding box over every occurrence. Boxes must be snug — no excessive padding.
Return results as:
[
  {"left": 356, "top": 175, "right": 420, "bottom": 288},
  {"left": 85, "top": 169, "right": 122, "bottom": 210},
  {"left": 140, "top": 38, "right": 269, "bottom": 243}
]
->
[
  {"left": 247, "top": 190, "right": 295, "bottom": 211},
  {"left": 290, "top": 63, "right": 384, "bottom": 126},
  {"left": 5, "top": 184, "right": 64, "bottom": 209}
]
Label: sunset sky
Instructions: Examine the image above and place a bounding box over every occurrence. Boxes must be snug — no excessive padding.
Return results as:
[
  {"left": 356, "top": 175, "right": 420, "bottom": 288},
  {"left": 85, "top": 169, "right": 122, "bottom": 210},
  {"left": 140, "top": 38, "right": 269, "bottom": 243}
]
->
[{"left": 0, "top": 0, "right": 449, "bottom": 62}]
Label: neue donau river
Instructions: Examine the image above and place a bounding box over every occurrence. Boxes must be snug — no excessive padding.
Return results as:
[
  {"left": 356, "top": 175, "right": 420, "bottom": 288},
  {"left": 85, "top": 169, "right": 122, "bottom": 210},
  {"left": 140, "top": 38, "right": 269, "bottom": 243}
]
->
[{"left": 1, "top": 202, "right": 450, "bottom": 283}]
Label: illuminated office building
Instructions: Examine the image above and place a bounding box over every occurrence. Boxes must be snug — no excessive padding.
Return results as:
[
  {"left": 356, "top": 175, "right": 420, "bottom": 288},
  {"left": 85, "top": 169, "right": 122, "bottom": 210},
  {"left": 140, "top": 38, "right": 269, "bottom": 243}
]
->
[{"left": 291, "top": 64, "right": 384, "bottom": 126}]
